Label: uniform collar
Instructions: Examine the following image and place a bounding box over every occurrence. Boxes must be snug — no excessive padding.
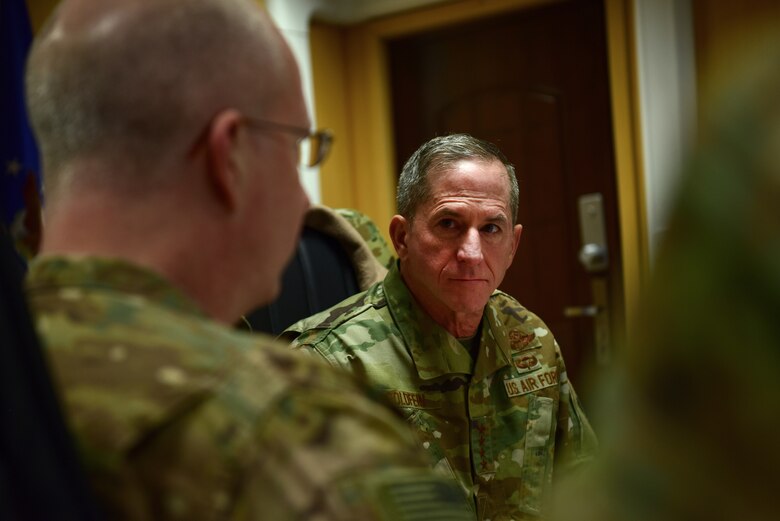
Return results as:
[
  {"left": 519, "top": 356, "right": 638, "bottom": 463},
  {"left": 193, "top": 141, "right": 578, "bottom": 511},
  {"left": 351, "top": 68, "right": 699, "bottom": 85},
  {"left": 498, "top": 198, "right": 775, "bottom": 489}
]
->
[
  {"left": 26, "top": 255, "right": 207, "bottom": 318},
  {"left": 383, "top": 262, "right": 514, "bottom": 380},
  {"left": 472, "top": 299, "right": 517, "bottom": 381}
]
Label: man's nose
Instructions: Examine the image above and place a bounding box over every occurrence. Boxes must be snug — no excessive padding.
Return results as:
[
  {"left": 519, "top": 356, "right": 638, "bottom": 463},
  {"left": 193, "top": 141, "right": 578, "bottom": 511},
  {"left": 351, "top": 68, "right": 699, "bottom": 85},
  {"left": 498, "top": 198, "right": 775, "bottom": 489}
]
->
[{"left": 456, "top": 228, "right": 484, "bottom": 265}]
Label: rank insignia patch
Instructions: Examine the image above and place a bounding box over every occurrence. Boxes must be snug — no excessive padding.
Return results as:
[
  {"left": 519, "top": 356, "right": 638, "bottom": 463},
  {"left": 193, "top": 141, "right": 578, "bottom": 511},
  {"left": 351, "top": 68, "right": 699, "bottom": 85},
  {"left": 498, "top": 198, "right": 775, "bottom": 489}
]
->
[
  {"left": 508, "top": 330, "right": 536, "bottom": 351},
  {"left": 512, "top": 353, "right": 540, "bottom": 374}
]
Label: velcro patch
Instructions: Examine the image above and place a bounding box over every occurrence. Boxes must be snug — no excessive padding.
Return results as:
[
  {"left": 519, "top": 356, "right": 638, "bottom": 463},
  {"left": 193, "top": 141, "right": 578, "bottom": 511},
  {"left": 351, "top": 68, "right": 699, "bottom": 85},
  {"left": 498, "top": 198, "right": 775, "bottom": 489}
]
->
[
  {"left": 511, "top": 352, "right": 541, "bottom": 374},
  {"left": 508, "top": 329, "right": 537, "bottom": 351},
  {"left": 377, "top": 477, "right": 475, "bottom": 521}
]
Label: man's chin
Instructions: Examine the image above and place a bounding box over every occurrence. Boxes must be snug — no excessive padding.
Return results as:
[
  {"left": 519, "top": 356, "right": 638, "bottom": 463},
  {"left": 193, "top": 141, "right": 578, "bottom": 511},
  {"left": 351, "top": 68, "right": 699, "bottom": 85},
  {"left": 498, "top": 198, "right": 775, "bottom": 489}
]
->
[
  {"left": 445, "top": 282, "right": 493, "bottom": 303},
  {"left": 444, "top": 293, "right": 492, "bottom": 316}
]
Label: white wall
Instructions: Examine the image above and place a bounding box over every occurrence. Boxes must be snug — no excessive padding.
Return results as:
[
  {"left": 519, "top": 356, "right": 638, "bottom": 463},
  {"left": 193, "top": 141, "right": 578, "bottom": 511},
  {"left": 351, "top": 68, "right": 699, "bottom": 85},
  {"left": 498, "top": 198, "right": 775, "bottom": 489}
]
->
[
  {"left": 265, "top": 0, "right": 322, "bottom": 203},
  {"left": 264, "top": 0, "right": 458, "bottom": 205},
  {"left": 633, "top": 0, "right": 698, "bottom": 260}
]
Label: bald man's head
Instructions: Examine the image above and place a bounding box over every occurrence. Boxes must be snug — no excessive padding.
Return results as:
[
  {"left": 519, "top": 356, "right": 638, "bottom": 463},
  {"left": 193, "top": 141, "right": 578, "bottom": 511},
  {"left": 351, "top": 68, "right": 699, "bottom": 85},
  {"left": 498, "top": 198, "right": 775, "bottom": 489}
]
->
[{"left": 26, "top": 0, "right": 292, "bottom": 192}]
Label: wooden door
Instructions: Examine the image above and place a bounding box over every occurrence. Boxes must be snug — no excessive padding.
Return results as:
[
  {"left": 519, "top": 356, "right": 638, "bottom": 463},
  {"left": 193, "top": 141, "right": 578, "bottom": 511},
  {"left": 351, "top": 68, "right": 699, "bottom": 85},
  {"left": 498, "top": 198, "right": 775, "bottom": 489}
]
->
[{"left": 388, "top": 0, "right": 622, "bottom": 398}]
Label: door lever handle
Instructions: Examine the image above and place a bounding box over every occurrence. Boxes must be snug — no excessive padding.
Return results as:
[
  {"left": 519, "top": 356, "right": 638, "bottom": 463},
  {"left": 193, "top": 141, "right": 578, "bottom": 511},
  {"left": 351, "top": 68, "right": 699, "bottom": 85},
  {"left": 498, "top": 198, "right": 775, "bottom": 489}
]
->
[
  {"left": 578, "top": 243, "right": 609, "bottom": 273},
  {"left": 563, "top": 305, "right": 600, "bottom": 318}
]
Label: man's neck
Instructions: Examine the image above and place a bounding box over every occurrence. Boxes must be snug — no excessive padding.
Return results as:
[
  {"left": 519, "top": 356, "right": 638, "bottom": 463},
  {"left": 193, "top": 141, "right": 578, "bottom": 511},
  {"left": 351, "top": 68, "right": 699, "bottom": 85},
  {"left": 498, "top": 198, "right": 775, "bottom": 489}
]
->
[
  {"left": 437, "top": 310, "right": 482, "bottom": 338},
  {"left": 40, "top": 192, "right": 242, "bottom": 325},
  {"left": 397, "top": 268, "right": 484, "bottom": 338}
]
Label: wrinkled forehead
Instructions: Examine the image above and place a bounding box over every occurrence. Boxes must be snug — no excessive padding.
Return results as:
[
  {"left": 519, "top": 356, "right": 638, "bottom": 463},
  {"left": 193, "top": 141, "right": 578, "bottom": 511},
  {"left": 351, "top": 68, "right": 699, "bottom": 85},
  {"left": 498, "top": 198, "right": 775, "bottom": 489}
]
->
[
  {"left": 428, "top": 158, "right": 511, "bottom": 196},
  {"left": 414, "top": 158, "right": 512, "bottom": 216}
]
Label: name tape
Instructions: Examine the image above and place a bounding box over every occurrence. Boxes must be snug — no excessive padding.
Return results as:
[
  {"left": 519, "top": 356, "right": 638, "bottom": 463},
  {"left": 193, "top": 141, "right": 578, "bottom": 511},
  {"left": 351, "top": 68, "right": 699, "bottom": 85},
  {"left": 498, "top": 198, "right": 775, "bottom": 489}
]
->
[{"left": 387, "top": 390, "right": 437, "bottom": 409}]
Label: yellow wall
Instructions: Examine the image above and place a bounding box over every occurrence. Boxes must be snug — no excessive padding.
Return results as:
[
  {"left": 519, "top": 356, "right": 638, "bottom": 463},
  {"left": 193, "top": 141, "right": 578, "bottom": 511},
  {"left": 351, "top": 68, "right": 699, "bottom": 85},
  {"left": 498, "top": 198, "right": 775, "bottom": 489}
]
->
[
  {"left": 604, "top": 0, "right": 647, "bottom": 334},
  {"left": 310, "top": 25, "right": 356, "bottom": 209}
]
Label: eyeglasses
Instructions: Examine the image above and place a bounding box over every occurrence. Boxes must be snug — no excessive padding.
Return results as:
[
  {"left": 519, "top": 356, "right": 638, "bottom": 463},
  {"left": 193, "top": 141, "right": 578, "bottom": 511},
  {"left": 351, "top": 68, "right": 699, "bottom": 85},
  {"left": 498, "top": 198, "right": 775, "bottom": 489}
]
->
[{"left": 242, "top": 117, "right": 333, "bottom": 168}]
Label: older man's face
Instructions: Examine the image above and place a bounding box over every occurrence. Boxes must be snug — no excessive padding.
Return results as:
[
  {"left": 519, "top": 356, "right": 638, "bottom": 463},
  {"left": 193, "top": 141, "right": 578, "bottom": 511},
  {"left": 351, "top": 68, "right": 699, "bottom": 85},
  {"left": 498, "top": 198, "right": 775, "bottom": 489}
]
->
[{"left": 393, "top": 159, "right": 522, "bottom": 321}]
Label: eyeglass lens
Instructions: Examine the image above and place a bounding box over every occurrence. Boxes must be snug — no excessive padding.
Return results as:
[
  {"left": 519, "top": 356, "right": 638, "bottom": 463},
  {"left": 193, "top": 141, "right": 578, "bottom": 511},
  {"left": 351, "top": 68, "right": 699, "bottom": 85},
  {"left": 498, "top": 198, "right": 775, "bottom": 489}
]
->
[{"left": 299, "top": 131, "right": 332, "bottom": 168}]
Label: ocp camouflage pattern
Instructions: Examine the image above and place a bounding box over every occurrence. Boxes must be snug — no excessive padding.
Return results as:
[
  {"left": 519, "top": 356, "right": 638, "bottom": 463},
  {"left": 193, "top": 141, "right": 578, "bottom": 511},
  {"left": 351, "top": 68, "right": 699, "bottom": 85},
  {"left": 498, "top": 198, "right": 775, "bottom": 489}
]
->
[
  {"left": 26, "top": 256, "right": 475, "bottom": 521},
  {"left": 335, "top": 208, "right": 395, "bottom": 269},
  {"left": 284, "top": 263, "right": 598, "bottom": 520}
]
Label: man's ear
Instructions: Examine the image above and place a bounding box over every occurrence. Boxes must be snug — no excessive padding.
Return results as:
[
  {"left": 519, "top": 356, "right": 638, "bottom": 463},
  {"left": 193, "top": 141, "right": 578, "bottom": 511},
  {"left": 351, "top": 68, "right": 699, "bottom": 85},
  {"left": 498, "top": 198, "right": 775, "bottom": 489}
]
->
[
  {"left": 510, "top": 223, "right": 523, "bottom": 259},
  {"left": 206, "top": 109, "right": 245, "bottom": 212},
  {"left": 389, "top": 215, "right": 410, "bottom": 260}
]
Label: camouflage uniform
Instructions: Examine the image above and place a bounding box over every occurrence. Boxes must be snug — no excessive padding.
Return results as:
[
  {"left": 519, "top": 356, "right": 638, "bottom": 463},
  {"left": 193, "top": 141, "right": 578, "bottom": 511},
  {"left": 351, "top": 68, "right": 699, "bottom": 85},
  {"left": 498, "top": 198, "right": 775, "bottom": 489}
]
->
[
  {"left": 284, "top": 263, "right": 598, "bottom": 520},
  {"left": 307, "top": 205, "right": 387, "bottom": 290},
  {"left": 334, "top": 208, "right": 395, "bottom": 269},
  {"left": 26, "top": 256, "right": 475, "bottom": 521}
]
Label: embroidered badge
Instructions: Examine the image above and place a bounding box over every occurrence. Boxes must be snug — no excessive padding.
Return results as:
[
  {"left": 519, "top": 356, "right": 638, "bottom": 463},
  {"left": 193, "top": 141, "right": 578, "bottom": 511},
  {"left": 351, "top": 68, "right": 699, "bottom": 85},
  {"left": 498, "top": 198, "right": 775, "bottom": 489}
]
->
[
  {"left": 512, "top": 352, "right": 541, "bottom": 374},
  {"left": 504, "top": 370, "right": 558, "bottom": 398},
  {"left": 508, "top": 329, "right": 536, "bottom": 351}
]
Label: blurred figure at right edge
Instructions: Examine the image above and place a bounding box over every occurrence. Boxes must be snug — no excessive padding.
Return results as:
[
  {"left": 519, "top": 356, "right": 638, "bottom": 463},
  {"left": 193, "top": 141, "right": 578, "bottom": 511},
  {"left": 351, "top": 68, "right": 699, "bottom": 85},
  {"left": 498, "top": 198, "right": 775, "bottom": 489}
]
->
[{"left": 553, "top": 38, "right": 780, "bottom": 521}]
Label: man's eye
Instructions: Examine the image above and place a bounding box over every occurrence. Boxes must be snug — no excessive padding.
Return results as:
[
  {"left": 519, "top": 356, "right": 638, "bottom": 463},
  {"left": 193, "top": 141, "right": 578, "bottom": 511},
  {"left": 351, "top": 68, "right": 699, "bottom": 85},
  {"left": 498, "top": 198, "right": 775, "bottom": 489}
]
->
[
  {"left": 439, "top": 219, "right": 457, "bottom": 229},
  {"left": 483, "top": 223, "right": 500, "bottom": 234}
]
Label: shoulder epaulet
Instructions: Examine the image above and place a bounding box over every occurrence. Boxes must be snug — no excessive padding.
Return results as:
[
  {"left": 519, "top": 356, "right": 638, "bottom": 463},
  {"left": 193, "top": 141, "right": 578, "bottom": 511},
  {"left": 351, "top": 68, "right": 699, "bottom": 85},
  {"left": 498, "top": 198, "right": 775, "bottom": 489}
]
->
[
  {"left": 490, "top": 289, "right": 525, "bottom": 310},
  {"left": 488, "top": 290, "right": 547, "bottom": 328},
  {"left": 284, "top": 283, "right": 387, "bottom": 339}
]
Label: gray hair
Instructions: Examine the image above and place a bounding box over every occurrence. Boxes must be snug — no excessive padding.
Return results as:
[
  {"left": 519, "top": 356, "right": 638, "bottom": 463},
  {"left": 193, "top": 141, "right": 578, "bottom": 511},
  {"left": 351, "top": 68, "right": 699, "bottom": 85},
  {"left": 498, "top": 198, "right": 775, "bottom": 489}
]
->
[
  {"left": 25, "top": 0, "right": 281, "bottom": 189},
  {"left": 396, "top": 134, "right": 519, "bottom": 223}
]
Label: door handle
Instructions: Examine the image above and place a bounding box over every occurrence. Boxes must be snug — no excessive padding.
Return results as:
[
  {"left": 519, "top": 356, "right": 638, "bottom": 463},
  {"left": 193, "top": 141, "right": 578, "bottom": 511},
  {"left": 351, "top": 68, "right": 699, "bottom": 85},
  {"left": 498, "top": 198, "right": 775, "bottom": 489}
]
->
[
  {"left": 564, "top": 277, "right": 612, "bottom": 365},
  {"left": 578, "top": 243, "right": 608, "bottom": 273},
  {"left": 574, "top": 193, "right": 612, "bottom": 365},
  {"left": 577, "top": 194, "right": 609, "bottom": 273}
]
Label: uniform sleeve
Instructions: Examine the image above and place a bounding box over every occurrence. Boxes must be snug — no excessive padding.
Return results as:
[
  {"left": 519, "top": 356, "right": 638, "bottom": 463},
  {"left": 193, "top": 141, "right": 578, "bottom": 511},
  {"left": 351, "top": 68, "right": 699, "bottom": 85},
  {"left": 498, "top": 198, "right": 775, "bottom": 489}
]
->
[
  {"left": 279, "top": 315, "right": 339, "bottom": 352},
  {"left": 553, "top": 341, "right": 599, "bottom": 473},
  {"left": 282, "top": 326, "right": 347, "bottom": 372},
  {"left": 277, "top": 326, "right": 311, "bottom": 347},
  {"left": 238, "top": 362, "right": 476, "bottom": 521},
  {"left": 85, "top": 340, "right": 474, "bottom": 520}
]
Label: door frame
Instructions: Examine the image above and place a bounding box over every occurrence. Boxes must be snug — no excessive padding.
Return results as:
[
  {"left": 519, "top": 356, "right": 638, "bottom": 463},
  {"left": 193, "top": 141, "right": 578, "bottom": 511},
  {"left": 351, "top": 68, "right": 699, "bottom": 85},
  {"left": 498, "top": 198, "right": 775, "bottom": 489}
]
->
[{"left": 313, "top": 0, "right": 648, "bottom": 338}]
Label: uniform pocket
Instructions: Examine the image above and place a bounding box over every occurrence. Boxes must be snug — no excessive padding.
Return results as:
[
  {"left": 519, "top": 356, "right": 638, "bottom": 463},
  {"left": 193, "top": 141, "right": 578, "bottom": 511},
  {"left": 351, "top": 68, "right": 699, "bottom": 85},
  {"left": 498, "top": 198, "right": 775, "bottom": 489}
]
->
[{"left": 519, "top": 395, "right": 554, "bottom": 515}]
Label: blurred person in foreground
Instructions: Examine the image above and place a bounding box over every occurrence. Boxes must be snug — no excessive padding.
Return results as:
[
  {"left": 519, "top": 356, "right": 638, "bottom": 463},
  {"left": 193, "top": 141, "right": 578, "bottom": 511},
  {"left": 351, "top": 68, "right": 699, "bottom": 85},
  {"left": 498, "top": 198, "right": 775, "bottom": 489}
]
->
[
  {"left": 552, "top": 42, "right": 780, "bottom": 521},
  {"left": 23, "top": 0, "right": 474, "bottom": 519},
  {"left": 284, "top": 134, "right": 598, "bottom": 520}
]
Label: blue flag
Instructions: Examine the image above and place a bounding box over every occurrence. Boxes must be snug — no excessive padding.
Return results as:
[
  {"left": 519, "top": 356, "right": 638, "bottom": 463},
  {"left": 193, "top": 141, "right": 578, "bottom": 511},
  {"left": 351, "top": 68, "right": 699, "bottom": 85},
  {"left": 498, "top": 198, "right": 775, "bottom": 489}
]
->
[{"left": 1, "top": 0, "right": 42, "bottom": 259}]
